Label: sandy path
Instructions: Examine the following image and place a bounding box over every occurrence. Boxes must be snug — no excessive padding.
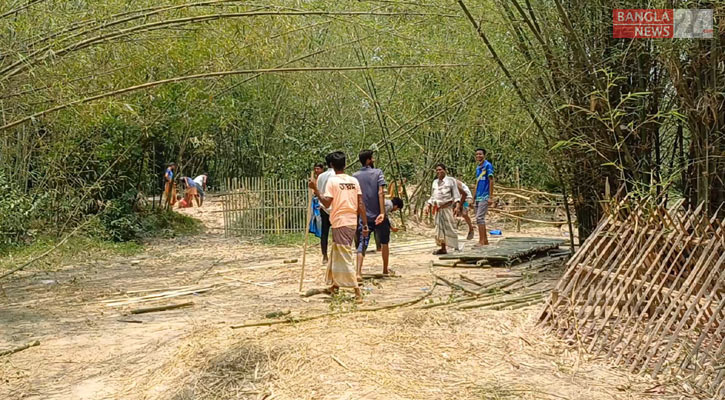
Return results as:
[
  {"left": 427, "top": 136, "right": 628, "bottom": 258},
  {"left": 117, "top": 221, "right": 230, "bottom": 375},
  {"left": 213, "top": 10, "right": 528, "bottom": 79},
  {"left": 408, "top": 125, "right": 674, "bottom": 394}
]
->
[{"left": 0, "top": 203, "right": 678, "bottom": 399}]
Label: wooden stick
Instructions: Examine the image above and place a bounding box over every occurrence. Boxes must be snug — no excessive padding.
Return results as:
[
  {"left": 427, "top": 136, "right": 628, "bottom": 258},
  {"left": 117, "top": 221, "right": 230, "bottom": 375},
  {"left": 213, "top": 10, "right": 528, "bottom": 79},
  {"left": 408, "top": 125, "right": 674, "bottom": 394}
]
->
[
  {"left": 129, "top": 301, "right": 194, "bottom": 314},
  {"left": 489, "top": 209, "right": 568, "bottom": 225},
  {"left": 0, "top": 340, "right": 40, "bottom": 357},
  {"left": 458, "top": 291, "right": 546, "bottom": 310},
  {"left": 299, "top": 170, "right": 314, "bottom": 292},
  {"left": 0, "top": 219, "right": 92, "bottom": 280},
  {"left": 331, "top": 355, "right": 349, "bottom": 369},
  {"left": 459, "top": 274, "right": 489, "bottom": 287},
  {"left": 361, "top": 273, "right": 400, "bottom": 279},
  {"left": 433, "top": 273, "right": 478, "bottom": 296},
  {"left": 232, "top": 283, "right": 436, "bottom": 329},
  {"left": 117, "top": 319, "right": 143, "bottom": 324}
]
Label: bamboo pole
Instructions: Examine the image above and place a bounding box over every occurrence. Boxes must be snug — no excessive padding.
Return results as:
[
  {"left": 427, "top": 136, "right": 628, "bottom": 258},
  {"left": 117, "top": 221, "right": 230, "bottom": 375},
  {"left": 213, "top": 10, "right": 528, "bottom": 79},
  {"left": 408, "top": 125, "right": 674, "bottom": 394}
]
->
[
  {"left": 129, "top": 301, "right": 194, "bottom": 314},
  {"left": 1, "top": 64, "right": 479, "bottom": 132},
  {"left": 299, "top": 171, "right": 314, "bottom": 292},
  {"left": 516, "top": 166, "right": 521, "bottom": 233},
  {"left": 222, "top": 193, "right": 227, "bottom": 237},
  {"left": 0, "top": 340, "right": 40, "bottom": 358}
]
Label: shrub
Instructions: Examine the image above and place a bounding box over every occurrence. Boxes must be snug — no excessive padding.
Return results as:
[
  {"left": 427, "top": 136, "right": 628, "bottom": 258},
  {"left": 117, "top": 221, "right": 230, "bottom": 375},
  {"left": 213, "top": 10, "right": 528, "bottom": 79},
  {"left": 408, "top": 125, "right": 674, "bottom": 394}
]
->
[
  {"left": 100, "top": 190, "right": 201, "bottom": 242},
  {"left": 0, "top": 172, "right": 40, "bottom": 245}
]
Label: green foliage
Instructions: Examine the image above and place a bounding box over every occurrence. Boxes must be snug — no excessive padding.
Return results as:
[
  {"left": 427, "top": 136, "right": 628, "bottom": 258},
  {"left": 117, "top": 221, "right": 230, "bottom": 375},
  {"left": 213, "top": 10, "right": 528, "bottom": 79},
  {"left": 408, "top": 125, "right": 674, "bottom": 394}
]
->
[
  {"left": 100, "top": 190, "right": 201, "bottom": 242},
  {"left": 0, "top": 171, "right": 42, "bottom": 245},
  {"left": 0, "top": 235, "right": 143, "bottom": 272}
]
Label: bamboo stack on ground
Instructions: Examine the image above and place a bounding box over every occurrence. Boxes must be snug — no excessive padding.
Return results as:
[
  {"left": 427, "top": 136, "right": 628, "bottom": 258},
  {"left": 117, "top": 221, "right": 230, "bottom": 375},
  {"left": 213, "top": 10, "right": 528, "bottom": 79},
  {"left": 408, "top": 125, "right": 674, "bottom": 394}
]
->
[{"left": 438, "top": 237, "right": 565, "bottom": 266}]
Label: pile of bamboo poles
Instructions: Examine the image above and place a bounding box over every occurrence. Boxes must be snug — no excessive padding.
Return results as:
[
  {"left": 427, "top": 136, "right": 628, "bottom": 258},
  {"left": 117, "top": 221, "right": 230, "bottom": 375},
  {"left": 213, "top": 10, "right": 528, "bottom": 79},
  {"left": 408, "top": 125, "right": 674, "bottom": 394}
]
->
[
  {"left": 423, "top": 254, "right": 567, "bottom": 311},
  {"left": 540, "top": 199, "right": 724, "bottom": 397},
  {"left": 493, "top": 183, "right": 572, "bottom": 227},
  {"left": 438, "top": 237, "right": 565, "bottom": 266}
]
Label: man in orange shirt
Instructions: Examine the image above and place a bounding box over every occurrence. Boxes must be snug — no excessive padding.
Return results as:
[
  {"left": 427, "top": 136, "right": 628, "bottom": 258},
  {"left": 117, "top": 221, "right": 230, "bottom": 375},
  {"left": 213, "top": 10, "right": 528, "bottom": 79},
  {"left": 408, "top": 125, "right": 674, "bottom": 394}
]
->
[{"left": 309, "top": 151, "right": 369, "bottom": 302}]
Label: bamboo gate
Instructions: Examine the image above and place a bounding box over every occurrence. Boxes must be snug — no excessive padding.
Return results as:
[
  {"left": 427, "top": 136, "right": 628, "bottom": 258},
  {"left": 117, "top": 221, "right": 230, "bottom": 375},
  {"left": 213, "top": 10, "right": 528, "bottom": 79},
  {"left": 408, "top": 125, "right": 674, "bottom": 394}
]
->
[
  {"left": 540, "top": 198, "right": 724, "bottom": 397},
  {"left": 221, "top": 177, "right": 309, "bottom": 237}
]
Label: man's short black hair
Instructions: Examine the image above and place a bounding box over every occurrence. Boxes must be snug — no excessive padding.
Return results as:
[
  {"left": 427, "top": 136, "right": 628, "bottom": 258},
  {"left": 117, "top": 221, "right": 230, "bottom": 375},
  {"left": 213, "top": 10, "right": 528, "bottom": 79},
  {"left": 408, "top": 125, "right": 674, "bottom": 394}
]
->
[
  {"left": 324, "top": 152, "right": 334, "bottom": 167},
  {"left": 168, "top": 162, "right": 176, "bottom": 167},
  {"left": 329, "top": 151, "right": 346, "bottom": 171},
  {"left": 391, "top": 197, "right": 404, "bottom": 209},
  {"left": 475, "top": 148, "right": 487, "bottom": 155},
  {"left": 434, "top": 163, "right": 447, "bottom": 170},
  {"left": 359, "top": 149, "right": 374, "bottom": 166},
  {"left": 314, "top": 163, "right": 324, "bottom": 169}
]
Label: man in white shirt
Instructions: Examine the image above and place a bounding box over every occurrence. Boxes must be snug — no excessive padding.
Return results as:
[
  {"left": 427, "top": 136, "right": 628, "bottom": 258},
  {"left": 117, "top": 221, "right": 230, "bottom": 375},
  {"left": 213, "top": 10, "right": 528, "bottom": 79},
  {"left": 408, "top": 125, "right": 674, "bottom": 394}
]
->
[
  {"left": 316, "top": 154, "right": 335, "bottom": 265},
  {"left": 193, "top": 173, "right": 207, "bottom": 206},
  {"left": 426, "top": 163, "right": 461, "bottom": 255}
]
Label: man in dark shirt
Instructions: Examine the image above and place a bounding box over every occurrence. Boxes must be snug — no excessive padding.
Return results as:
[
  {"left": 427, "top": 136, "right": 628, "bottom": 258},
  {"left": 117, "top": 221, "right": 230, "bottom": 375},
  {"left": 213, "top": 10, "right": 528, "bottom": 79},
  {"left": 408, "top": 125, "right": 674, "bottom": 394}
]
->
[{"left": 353, "top": 149, "right": 392, "bottom": 276}]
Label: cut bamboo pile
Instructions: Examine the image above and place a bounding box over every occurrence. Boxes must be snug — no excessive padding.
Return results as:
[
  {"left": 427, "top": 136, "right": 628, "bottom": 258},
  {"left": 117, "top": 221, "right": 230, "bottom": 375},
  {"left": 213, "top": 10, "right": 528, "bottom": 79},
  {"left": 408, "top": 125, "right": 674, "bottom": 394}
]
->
[
  {"left": 420, "top": 254, "right": 567, "bottom": 311},
  {"left": 103, "top": 284, "right": 223, "bottom": 307},
  {"left": 438, "top": 237, "right": 565, "bottom": 266},
  {"left": 540, "top": 199, "right": 724, "bottom": 397},
  {"left": 493, "top": 184, "right": 572, "bottom": 228}
]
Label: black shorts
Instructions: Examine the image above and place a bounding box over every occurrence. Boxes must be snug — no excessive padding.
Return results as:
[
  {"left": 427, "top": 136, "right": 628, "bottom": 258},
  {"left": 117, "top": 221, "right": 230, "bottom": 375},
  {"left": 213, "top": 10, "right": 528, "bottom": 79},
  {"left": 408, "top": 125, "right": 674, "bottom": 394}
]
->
[{"left": 355, "top": 218, "right": 391, "bottom": 255}]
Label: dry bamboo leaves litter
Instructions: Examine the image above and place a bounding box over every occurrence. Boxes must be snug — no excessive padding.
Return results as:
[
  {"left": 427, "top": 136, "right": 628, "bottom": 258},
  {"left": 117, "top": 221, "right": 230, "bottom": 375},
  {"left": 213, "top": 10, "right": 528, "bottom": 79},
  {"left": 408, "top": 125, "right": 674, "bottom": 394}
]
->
[{"left": 232, "top": 255, "right": 564, "bottom": 329}]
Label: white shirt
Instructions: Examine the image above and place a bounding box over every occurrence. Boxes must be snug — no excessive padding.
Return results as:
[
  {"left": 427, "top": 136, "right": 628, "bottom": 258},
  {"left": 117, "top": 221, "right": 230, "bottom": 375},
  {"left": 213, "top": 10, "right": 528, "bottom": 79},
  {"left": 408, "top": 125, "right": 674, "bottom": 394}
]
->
[
  {"left": 459, "top": 181, "right": 472, "bottom": 201},
  {"left": 193, "top": 175, "right": 206, "bottom": 186},
  {"left": 427, "top": 176, "right": 461, "bottom": 207},
  {"left": 316, "top": 168, "right": 335, "bottom": 213}
]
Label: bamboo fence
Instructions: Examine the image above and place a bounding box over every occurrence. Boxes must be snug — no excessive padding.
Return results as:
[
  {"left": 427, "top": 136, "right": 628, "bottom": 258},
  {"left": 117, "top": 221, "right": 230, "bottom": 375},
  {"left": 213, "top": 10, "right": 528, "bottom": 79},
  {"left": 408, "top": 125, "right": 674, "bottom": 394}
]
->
[
  {"left": 540, "top": 198, "right": 724, "bottom": 397},
  {"left": 221, "top": 177, "right": 308, "bottom": 237}
]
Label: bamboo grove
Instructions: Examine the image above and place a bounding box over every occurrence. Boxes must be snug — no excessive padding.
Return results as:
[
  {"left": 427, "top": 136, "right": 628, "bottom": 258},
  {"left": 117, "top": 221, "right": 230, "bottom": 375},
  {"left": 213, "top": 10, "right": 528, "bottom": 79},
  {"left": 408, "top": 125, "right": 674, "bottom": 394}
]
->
[{"left": 0, "top": 0, "right": 722, "bottom": 244}]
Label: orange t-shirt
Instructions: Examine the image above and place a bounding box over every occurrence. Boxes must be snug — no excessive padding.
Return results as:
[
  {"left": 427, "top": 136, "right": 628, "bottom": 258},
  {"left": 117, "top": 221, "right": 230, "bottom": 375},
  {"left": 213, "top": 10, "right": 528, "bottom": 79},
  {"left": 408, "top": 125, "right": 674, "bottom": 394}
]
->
[{"left": 323, "top": 174, "right": 362, "bottom": 228}]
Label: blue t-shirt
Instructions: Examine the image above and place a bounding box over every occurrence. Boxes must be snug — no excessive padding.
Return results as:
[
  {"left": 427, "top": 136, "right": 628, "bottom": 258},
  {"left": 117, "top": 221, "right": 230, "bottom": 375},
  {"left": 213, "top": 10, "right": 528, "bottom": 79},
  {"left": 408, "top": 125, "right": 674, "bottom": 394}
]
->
[
  {"left": 165, "top": 168, "right": 174, "bottom": 181},
  {"left": 353, "top": 166, "right": 386, "bottom": 220},
  {"left": 475, "top": 160, "right": 494, "bottom": 201}
]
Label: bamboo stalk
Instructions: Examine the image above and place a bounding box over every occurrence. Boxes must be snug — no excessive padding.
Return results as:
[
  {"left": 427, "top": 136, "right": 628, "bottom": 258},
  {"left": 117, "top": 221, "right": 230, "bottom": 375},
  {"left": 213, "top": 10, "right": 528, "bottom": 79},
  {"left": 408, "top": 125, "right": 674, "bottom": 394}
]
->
[
  {"left": 516, "top": 166, "right": 521, "bottom": 232},
  {"left": 490, "top": 209, "right": 568, "bottom": 225},
  {"left": 1, "top": 10, "right": 462, "bottom": 82},
  {"left": 299, "top": 171, "right": 314, "bottom": 292},
  {"left": 458, "top": 290, "right": 546, "bottom": 310},
  {"left": 233, "top": 283, "right": 437, "bottom": 329},
  {"left": 0, "top": 340, "right": 40, "bottom": 357},
  {"left": 129, "top": 301, "right": 194, "bottom": 314},
  {"left": 1, "top": 63, "right": 479, "bottom": 132},
  {"left": 432, "top": 273, "right": 478, "bottom": 296}
]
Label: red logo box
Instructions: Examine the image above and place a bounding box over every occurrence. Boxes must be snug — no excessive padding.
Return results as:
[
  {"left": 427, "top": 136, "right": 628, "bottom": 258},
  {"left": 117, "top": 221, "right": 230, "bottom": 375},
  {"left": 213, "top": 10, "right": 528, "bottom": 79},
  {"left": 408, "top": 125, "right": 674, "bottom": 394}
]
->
[{"left": 613, "top": 9, "right": 674, "bottom": 38}]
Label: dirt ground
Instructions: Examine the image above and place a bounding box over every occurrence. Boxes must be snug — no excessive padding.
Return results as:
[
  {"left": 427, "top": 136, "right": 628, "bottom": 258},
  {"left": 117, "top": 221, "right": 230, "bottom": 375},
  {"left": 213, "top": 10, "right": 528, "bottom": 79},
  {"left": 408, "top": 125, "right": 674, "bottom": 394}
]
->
[{"left": 0, "top": 197, "right": 682, "bottom": 399}]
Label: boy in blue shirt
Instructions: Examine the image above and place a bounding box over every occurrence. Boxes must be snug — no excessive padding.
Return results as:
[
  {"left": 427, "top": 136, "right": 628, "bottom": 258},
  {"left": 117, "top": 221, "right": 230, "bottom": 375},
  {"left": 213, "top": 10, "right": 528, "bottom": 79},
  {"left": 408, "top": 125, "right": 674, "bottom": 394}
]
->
[
  {"left": 163, "top": 163, "right": 176, "bottom": 209},
  {"left": 474, "top": 148, "right": 494, "bottom": 246}
]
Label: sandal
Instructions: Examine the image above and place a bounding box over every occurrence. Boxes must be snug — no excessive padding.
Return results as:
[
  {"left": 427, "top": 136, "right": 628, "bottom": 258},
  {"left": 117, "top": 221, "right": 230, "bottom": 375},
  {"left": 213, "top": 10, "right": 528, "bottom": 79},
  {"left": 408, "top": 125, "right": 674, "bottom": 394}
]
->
[{"left": 432, "top": 249, "right": 448, "bottom": 255}]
